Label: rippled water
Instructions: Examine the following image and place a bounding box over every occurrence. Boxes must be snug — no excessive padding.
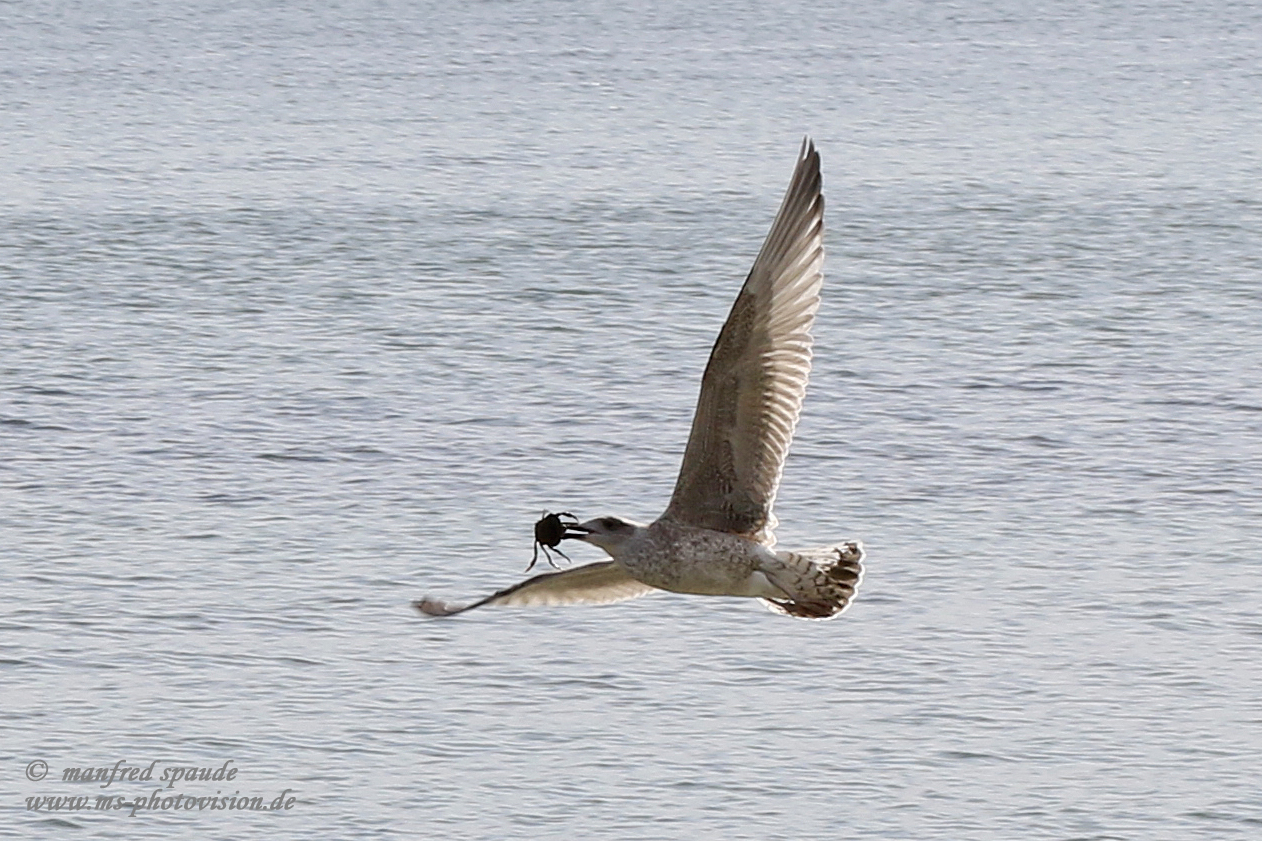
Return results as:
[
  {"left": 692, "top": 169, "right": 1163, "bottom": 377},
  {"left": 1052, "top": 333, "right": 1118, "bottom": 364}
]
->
[{"left": 4, "top": 1, "right": 1261, "bottom": 838}]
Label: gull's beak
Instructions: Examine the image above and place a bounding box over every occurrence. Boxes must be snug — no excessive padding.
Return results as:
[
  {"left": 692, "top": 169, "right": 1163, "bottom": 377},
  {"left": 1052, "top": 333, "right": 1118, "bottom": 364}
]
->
[{"left": 560, "top": 524, "right": 591, "bottom": 541}]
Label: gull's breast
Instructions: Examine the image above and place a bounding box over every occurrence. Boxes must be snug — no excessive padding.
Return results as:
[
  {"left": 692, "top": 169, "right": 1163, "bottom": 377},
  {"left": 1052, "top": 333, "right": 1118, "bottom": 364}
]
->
[{"left": 620, "top": 521, "right": 780, "bottom": 597}]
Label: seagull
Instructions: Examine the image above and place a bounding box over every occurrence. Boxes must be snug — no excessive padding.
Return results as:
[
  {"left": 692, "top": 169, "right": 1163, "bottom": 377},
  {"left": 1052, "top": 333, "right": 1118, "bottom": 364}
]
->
[{"left": 415, "top": 139, "right": 864, "bottom": 620}]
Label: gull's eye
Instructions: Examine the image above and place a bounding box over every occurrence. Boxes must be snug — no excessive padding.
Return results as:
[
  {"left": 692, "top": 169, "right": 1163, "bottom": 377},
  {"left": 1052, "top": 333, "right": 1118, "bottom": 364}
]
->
[{"left": 601, "top": 517, "right": 620, "bottom": 530}]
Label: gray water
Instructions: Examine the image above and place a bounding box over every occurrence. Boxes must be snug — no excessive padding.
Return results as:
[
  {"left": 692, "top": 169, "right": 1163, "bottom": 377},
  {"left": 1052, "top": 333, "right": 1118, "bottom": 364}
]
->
[{"left": 4, "top": 1, "right": 1261, "bottom": 838}]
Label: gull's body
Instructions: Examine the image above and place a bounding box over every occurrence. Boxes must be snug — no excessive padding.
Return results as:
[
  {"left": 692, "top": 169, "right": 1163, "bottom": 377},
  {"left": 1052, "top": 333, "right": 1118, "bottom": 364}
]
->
[{"left": 416, "top": 140, "right": 864, "bottom": 620}]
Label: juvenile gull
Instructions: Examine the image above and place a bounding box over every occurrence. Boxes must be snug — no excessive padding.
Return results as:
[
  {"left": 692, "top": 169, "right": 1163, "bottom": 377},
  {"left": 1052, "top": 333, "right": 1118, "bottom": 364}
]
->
[{"left": 416, "top": 140, "right": 864, "bottom": 620}]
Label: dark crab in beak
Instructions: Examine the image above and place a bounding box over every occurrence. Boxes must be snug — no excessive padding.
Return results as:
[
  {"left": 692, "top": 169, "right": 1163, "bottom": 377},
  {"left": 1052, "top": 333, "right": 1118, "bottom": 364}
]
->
[{"left": 526, "top": 512, "right": 591, "bottom": 571}]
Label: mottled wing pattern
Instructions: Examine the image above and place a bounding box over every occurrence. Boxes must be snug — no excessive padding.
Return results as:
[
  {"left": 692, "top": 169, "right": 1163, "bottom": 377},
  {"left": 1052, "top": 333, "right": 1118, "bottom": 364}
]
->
[
  {"left": 661, "top": 139, "right": 825, "bottom": 546},
  {"left": 414, "top": 561, "right": 657, "bottom": 616}
]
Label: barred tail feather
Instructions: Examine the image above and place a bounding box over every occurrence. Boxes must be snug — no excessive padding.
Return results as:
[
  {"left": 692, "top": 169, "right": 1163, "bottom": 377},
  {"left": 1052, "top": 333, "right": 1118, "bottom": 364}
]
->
[{"left": 760, "top": 541, "right": 864, "bottom": 621}]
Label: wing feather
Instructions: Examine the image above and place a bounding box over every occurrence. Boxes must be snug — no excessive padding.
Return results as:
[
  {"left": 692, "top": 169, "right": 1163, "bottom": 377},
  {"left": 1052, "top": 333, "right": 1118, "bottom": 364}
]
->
[
  {"left": 661, "top": 139, "right": 825, "bottom": 545},
  {"left": 414, "top": 561, "right": 656, "bottom": 617}
]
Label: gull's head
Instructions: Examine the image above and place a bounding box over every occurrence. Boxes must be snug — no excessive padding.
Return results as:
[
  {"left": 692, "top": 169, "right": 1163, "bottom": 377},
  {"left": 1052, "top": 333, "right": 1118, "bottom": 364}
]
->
[{"left": 567, "top": 516, "right": 645, "bottom": 556}]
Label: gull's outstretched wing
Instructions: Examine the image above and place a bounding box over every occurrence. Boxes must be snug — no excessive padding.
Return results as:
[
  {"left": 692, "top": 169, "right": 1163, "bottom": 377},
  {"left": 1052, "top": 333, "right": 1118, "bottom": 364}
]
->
[
  {"left": 414, "top": 561, "right": 657, "bottom": 617},
  {"left": 661, "top": 139, "right": 824, "bottom": 546}
]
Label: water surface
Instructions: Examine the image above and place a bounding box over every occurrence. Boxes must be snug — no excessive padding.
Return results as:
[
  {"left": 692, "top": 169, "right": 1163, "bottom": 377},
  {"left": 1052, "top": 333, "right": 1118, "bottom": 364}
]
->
[{"left": 4, "top": 1, "right": 1261, "bottom": 838}]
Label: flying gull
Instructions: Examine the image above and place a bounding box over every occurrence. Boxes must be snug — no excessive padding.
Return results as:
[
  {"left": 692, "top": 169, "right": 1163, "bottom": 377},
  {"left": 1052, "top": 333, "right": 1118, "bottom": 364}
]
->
[{"left": 416, "top": 139, "right": 864, "bottom": 620}]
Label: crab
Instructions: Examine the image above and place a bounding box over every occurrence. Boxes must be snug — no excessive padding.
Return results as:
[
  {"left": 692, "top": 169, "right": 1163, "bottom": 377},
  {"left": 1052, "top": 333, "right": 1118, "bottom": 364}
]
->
[{"left": 526, "top": 511, "right": 582, "bottom": 571}]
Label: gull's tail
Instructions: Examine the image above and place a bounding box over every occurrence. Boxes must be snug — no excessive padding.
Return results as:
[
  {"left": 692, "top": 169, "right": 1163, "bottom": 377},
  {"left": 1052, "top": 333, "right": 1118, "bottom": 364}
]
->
[{"left": 760, "top": 542, "right": 864, "bottom": 620}]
